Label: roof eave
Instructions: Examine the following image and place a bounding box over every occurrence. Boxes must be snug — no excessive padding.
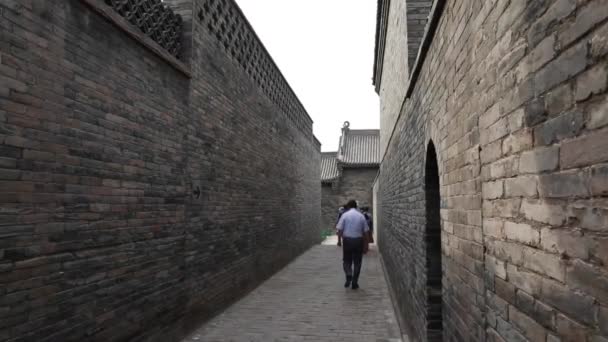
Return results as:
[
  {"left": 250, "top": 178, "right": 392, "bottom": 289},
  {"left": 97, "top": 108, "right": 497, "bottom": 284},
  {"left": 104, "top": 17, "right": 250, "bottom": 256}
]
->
[
  {"left": 373, "top": 0, "right": 390, "bottom": 93},
  {"left": 340, "top": 163, "right": 380, "bottom": 168}
]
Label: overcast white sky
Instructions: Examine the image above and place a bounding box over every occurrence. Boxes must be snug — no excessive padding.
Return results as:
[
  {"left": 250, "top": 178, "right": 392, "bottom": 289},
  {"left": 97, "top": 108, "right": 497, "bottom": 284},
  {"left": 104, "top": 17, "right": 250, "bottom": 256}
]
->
[{"left": 235, "top": 0, "right": 380, "bottom": 152}]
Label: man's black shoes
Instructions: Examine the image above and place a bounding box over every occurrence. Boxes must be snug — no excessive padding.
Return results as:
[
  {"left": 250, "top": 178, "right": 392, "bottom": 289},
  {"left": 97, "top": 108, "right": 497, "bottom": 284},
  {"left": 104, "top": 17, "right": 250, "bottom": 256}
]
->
[
  {"left": 351, "top": 283, "right": 359, "bottom": 290},
  {"left": 344, "top": 276, "right": 352, "bottom": 288}
]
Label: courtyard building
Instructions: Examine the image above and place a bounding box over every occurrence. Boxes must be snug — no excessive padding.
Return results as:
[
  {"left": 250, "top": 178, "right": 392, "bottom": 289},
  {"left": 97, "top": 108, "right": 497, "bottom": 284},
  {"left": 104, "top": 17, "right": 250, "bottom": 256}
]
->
[{"left": 320, "top": 122, "right": 380, "bottom": 233}]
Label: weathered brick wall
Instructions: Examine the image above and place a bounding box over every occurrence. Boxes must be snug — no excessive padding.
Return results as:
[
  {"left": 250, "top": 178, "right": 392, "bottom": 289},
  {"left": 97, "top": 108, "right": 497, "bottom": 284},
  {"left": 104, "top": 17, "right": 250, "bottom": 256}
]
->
[
  {"left": 377, "top": 0, "right": 608, "bottom": 341},
  {"left": 0, "top": 0, "right": 321, "bottom": 341},
  {"left": 321, "top": 184, "right": 339, "bottom": 233},
  {"left": 321, "top": 168, "right": 377, "bottom": 232},
  {"left": 377, "top": 0, "right": 410, "bottom": 154}
]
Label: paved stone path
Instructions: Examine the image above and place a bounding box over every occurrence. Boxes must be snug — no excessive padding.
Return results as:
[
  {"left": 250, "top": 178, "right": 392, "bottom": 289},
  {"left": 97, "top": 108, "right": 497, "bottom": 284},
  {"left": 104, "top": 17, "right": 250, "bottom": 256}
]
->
[{"left": 183, "top": 238, "right": 403, "bottom": 342}]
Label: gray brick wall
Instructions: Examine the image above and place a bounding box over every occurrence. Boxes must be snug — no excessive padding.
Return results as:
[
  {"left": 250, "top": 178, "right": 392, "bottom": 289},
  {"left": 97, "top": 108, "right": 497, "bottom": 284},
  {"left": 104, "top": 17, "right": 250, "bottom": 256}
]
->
[
  {"left": 378, "top": 0, "right": 410, "bottom": 155},
  {"left": 0, "top": 0, "right": 320, "bottom": 341},
  {"left": 321, "top": 168, "right": 377, "bottom": 233},
  {"left": 377, "top": 0, "right": 608, "bottom": 341}
]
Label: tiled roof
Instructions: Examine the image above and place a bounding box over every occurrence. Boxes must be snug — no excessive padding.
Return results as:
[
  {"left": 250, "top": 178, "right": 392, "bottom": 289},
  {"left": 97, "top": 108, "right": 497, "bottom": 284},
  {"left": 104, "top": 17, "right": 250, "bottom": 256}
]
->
[
  {"left": 339, "top": 130, "right": 380, "bottom": 166},
  {"left": 321, "top": 152, "right": 340, "bottom": 182}
]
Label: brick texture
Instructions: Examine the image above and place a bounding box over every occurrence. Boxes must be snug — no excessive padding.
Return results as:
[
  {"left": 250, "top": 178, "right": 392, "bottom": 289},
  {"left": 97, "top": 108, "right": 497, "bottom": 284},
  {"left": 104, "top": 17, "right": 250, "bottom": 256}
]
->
[
  {"left": 375, "top": 0, "right": 608, "bottom": 341},
  {"left": 0, "top": 0, "right": 321, "bottom": 341}
]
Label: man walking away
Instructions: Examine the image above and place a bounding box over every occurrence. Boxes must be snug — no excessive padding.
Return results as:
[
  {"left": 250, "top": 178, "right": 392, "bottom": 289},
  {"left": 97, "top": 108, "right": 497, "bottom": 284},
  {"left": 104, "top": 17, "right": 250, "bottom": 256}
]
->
[
  {"left": 336, "top": 200, "right": 369, "bottom": 290},
  {"left": 361, "top": 206, "right": 374, "bottom": 243}
]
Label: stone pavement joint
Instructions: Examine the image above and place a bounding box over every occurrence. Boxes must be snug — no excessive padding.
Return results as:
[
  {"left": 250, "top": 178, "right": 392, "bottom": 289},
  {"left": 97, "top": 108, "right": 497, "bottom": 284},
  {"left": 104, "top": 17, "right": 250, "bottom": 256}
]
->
[{"left": 183, "top": 239, "right": 403, "bottom": 342}]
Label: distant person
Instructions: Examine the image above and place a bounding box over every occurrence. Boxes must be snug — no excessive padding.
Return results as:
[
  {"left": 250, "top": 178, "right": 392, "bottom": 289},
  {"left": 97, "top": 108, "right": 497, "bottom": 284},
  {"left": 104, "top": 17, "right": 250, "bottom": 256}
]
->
[
  {"left": 336, "top": 206, "right": 345, "bottom": 246},
  {"left": 336, "top": 200, "right": 369, "bottom": 290},
  {"left": 361, "top": 206, "right": 374, "bottom": 243}
]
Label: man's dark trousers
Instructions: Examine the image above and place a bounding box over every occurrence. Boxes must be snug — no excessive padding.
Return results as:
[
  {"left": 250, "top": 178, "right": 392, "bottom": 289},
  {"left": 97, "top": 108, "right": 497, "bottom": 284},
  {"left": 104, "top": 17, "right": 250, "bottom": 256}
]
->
[{"left": 343, "top": 237, "right": 364, "bottom": 284}]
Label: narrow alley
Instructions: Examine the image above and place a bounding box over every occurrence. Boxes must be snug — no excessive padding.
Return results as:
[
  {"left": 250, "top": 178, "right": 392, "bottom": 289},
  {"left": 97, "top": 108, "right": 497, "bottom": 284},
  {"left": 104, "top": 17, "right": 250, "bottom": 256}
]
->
[
  {"left": 183, "top": 239, "right": 402, "bottom": 342},
  {"left": 2, "top": 0, "right": 608, "bottom": 341}
]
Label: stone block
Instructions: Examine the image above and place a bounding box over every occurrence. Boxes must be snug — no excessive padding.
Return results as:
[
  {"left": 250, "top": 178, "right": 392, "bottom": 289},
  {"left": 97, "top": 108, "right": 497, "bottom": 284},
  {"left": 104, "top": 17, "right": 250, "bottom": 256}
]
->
[
  {"left": 487, "top": 328, "right": 507, "bottom": 342},
  {"left": 504, "top": 221, "right": 540, "bottom": 246},
  {"left": 521, "top": 199, "right": 566, "bottom": 226},
  {"left": 519, "top": 146, "right": 559, "bottom": 174},
  {"left": 538, "top": 170, "right": 588, "bottom": 198},
  {"left": 486, "top": 254, "right": 507, "bottom": 280},
  {"left": 502, "top": 129, "right": 533, "bottom": 156},
  {"left": 483, "top": 219, "right": 504, "bottom": 239},
  {"left": 540, "top": 228, "right": 589, "bottom": 260},
  {"left": 590, "top": 164, "right": 608, "bottom": 196},
  {"left": 484, "top": 199, "right": 522, "bottom": 218},
  {"left": 504, "top": 176, "right": 538, "bottom": 198},
  {"left": 487, "top": 309, "right": 498, "bottom": 329},
  {"left": 0, "top": 157, "right": 17, "bottom": 169},
  {"left": 488, "top": 289, "right": 511, "bottom": 319},
  {"left": 560, "top": 127, "right": 608, "bottom": 169},
  {"left": 516, "top": 291, "right": 555, "bottom": 329},
  {"left": 541, "top": 278, "right": 596, "bottom": 325},
  {"left": 483, "top": 180, "right": 504, "bottom": 199},
  {"left": 559, "top": 0, "right": 608, "bottom": 47},
  {"left": 481, "top": 103, "right": 502, "bottom": 129},
  {"left": 496, "top": 276, "right": 517, "bottom": 305},
  {"left": 534, "top": 41, "right": 588, "bottom": 97},
  {"left": 528, "top": 0, "right": 576, "bottom": 46},
  {"left": 514, "top": 289, "right": 535, "bottom": 314},
  {"left": 481, "top": 139, "right": 504, "bottom": 164},
  {"left": 534, "top": 111, "right": 584, "bottom": 146},
  {"left": 522, "top": 246, "right": 565, "bottom": 282},
  {"left": 524, "top": 97, "right": 548, "bottom": 127},
  {"left": 588, "top": 98, "right": 608, "bottom": 129},
  {"left": 566, "top": 259, "right": 608, "bottom": 305},
  {"left": 481, "top": 118, "right": 509, "bottom": 146},
  {"left": 507, "top": 108, "right": 525, "bottom": 132},
  {"left": 575, "top": 65, "right": 608, "bottom": 101},
  {"left": 517, "top": 34, "right": 556, "bottom": 81},
  {"left": 496, "top": 317, "right": 528, "bottom": 342},
  {"left": 600, "top": 305, "right": 608, "bottom": 335},
  {"left": 555, "top": 313, "right": 591, "bottom": 342},
  {"left": 567, "top": 200, "right": 608, "bottom": 232},
  {"left": 489, "top": 156, "right": 520, "bottom": 180},
  {"left": 545, "top": 83, "right": 573, "bottom": 117},
  {"left": 591, "top": 21, "right": 608, "bottom": 59},
  {"left": 508, "top": 305, "right": 548, "bottom": 342},
  {"left": 597, "top": 237, "right": 608, "bottom": 269},
  {"left": 488, "top": 240, "right": 526, "bottom": 268}
]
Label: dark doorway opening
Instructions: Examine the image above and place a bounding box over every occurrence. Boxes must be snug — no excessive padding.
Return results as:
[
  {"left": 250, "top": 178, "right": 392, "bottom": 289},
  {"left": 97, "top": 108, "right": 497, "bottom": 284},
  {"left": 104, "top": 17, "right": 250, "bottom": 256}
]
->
[{"left": 425, "top": 141, "right": 442, "bottom": 341}]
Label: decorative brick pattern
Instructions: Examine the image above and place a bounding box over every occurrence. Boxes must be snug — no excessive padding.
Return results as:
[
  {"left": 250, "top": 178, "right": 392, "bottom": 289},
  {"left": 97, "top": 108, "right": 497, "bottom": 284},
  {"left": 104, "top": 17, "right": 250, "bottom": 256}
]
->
[
  {"left": 195, "top": 0, "right": 313, "bottom": 138},
  {"left": 375, "top": 0, "right": 608, "bottom": 341},
  {"left": 104, "top": 0, "right": 184, "bottom": 58},
  {"left": 0, "top": 0, "right": 320, "bottom": 341}
]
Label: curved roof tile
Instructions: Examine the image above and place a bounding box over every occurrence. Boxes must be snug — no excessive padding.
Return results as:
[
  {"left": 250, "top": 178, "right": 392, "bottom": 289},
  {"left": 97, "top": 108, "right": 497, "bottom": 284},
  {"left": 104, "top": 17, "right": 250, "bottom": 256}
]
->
[
  {"left": 321, "top": 152, "right": 340, "bottom": 182},
  {"left": 339, "top": 130, "right": 380, "bottom": 166}
]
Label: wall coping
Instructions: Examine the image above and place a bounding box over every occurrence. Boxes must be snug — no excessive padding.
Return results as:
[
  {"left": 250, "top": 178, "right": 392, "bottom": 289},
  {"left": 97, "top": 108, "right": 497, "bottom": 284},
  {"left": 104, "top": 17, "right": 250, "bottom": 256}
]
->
[{"left": 80, "top": 0, "right": 192, "bottom": 78}]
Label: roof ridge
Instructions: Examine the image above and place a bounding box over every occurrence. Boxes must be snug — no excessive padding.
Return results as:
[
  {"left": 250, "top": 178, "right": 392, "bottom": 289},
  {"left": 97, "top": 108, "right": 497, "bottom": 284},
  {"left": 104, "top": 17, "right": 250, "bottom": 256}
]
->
[{"left": 346, "top": 129, "right": 380, "bottom": 135}]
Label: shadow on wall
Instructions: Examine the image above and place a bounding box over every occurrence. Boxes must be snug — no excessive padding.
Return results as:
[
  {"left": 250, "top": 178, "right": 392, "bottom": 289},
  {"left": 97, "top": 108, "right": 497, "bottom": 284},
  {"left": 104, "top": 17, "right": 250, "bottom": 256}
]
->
[{"left": 425, "top": 141, "right": 443, "bottom": 342}]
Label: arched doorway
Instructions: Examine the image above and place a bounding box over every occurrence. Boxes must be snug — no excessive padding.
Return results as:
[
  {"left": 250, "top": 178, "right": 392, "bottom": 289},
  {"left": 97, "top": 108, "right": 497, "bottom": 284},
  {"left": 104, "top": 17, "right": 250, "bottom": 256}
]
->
[{"left": 425, "top": 141, "right": 442, "bottom": 341}]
